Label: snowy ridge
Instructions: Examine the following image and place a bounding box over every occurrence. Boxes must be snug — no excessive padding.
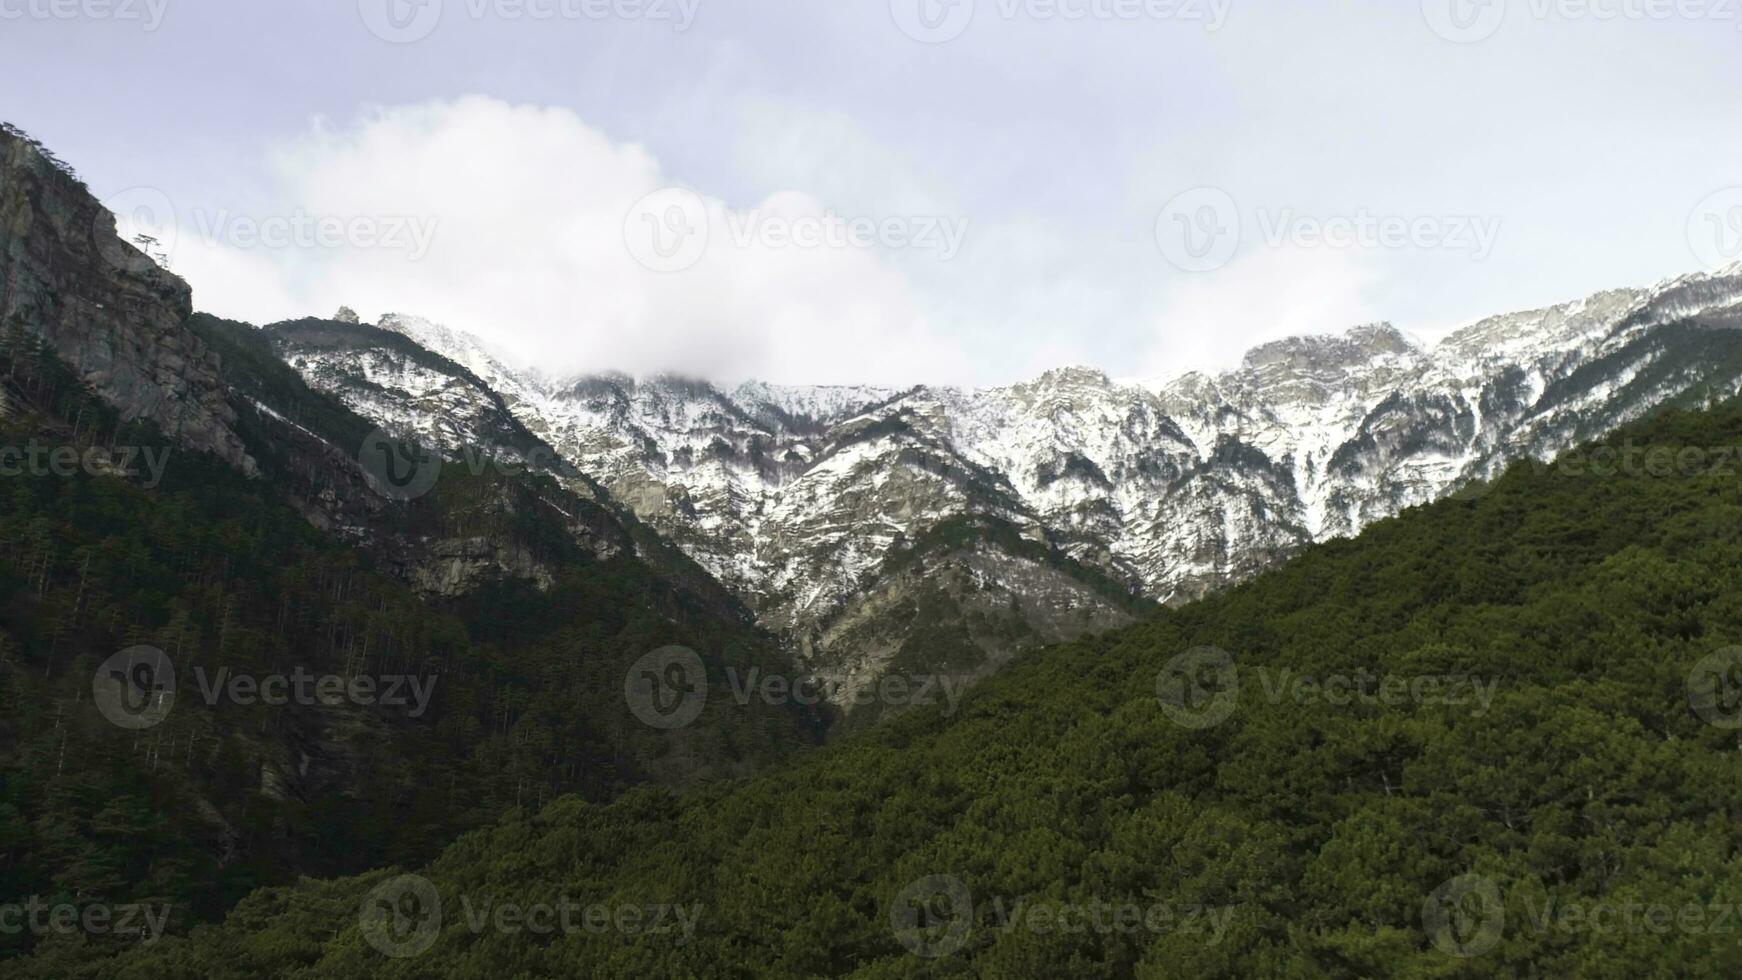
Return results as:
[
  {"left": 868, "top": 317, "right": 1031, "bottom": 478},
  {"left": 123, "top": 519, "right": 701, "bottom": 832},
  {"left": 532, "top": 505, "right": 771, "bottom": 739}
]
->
[
  {"left": 274, "top": 266, "right": 1742, "bottom": 682},
  {"left": 731, "top": 381, "right": 902, "bottom": 427}
]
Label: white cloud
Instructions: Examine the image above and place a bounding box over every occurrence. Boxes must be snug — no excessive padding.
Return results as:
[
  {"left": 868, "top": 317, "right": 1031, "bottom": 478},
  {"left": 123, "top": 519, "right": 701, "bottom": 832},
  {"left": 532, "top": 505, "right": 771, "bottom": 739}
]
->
[
  {"left": 1138, "top": 246, "right": 1386, "bottom": 382},
  {"left": 34, "top": 4, "right": 1742, "bottom": 390},
  {"left": 166, "top": 98, "right": 1402, "bottom": 390},
  {"left": 731, "top": 97, "right": 951, "bottom": 219},
  {"left": 171, "top": 96, "right": 973, "bottom": 386}
]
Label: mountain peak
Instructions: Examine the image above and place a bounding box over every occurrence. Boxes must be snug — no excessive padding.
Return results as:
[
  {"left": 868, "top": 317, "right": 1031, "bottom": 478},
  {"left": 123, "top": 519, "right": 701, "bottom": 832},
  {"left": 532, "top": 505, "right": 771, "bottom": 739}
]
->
[
  {"left": 731, "top": 380, "right": 900, "bottom": 425},
  {"left": 1241, "top": 321, "right": 1421, "bottom": 374},
  {"left": 1031, "top": 365, "right": 1114, "bottom": 388}
]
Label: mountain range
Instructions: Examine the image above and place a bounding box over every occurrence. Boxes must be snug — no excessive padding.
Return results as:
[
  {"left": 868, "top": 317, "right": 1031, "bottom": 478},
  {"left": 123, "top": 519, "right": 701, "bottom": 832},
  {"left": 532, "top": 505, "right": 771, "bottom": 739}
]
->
[
  {"left": 15, "top": 110, "right": 1742, "bottom": 727},
  {"left": 9, "top": 122, "right": 1742, "bottom": 975},
  {"left": 267, "top": 267, "right": 1742, "bottom": 714},
  {"left": 68, "top": 313, "right": 1742, "bottom": 979}
]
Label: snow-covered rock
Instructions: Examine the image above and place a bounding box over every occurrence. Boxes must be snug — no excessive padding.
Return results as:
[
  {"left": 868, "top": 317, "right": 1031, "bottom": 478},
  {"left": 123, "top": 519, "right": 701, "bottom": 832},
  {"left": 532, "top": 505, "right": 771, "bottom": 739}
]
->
[{"left": 270, "top": 266, "right": 1742, "bottom": 702}]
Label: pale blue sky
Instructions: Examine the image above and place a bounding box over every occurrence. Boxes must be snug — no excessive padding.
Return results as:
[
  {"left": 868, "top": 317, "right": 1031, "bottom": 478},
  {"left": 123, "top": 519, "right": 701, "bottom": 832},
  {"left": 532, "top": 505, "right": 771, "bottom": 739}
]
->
[{"left": 5, "top": 0, "right": 1740, "bottom": 384}]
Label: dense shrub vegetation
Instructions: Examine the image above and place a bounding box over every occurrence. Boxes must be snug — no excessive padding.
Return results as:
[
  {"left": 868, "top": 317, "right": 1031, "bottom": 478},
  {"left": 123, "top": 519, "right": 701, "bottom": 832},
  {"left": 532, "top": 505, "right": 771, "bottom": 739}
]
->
[
  {"left": 20, "top": 377, "right": 1742, "bottom": 975},
  {"left": 0, "top": 328, "right": 817, "bottom": 962}
]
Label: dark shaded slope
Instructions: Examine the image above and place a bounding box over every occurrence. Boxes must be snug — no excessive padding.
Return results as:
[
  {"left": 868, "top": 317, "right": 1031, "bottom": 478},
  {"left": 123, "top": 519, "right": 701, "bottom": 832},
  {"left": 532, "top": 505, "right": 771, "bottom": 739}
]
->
[
  {"left": 0, "top": 133, "right": 824, "bottom": 961},
  {"left": 0, "top": 330, "right": 823, "bottom": 961}
]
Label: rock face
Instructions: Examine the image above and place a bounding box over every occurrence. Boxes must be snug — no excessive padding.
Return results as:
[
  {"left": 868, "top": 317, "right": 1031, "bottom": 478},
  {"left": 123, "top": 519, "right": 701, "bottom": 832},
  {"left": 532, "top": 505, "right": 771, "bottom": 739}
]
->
[
  {"left": 0, "top": 130, "right": 254, "bottom": 473},
  {"left": 267, "top": 266, "right": 1742, "bottom": 707},
  {"left": 271, "top": 315, "right": 1150, "bottom": 709},
  {"left": 246, "top": 315, "right": 763, "bottom": 631},
  {"left": 266, "top": 316, "right": 557, "bottom": 475},
  {"left": 518, "top": 269, "right": 1742, "bottom": 607}
]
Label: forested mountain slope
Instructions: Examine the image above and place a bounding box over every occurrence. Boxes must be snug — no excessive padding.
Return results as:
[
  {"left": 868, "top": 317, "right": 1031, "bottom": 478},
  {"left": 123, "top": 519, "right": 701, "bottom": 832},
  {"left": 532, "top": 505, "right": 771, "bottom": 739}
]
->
[
  {"left": 0, "top": 128, "right": 822, "bottom": 961},
  {"left": 56, "top": 384, "right": 1742, "bottom": 977},
  {"left": 0, "top": 321, "right": 821, "bottom": 959}
]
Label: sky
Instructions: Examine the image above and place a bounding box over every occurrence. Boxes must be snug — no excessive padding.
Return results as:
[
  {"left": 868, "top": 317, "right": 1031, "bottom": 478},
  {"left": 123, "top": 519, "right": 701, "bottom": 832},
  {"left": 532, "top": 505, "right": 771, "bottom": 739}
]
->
[{"left": 4, "top": 0, "right": 1741, "bottom": 386}]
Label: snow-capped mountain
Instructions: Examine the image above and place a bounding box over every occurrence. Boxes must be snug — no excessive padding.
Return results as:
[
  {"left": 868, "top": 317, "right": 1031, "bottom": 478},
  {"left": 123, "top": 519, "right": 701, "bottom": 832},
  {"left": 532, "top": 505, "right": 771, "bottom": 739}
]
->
[{"left": 267, "top": 265, "right": 1742, "bottom": 706}]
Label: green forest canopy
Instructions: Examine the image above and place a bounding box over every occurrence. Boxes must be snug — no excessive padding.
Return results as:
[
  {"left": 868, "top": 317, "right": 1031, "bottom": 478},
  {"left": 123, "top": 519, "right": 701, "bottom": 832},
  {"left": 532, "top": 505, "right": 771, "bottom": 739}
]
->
[{"left": 29, "top": 383, "right": 1742, "bottom": 976}]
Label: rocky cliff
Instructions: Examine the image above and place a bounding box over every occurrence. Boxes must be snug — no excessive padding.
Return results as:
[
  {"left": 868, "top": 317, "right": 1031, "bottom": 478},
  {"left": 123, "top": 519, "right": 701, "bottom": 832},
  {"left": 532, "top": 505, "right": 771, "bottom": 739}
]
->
[{"left": 0, "top": 129, "right": 253, "bottom": 473}]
